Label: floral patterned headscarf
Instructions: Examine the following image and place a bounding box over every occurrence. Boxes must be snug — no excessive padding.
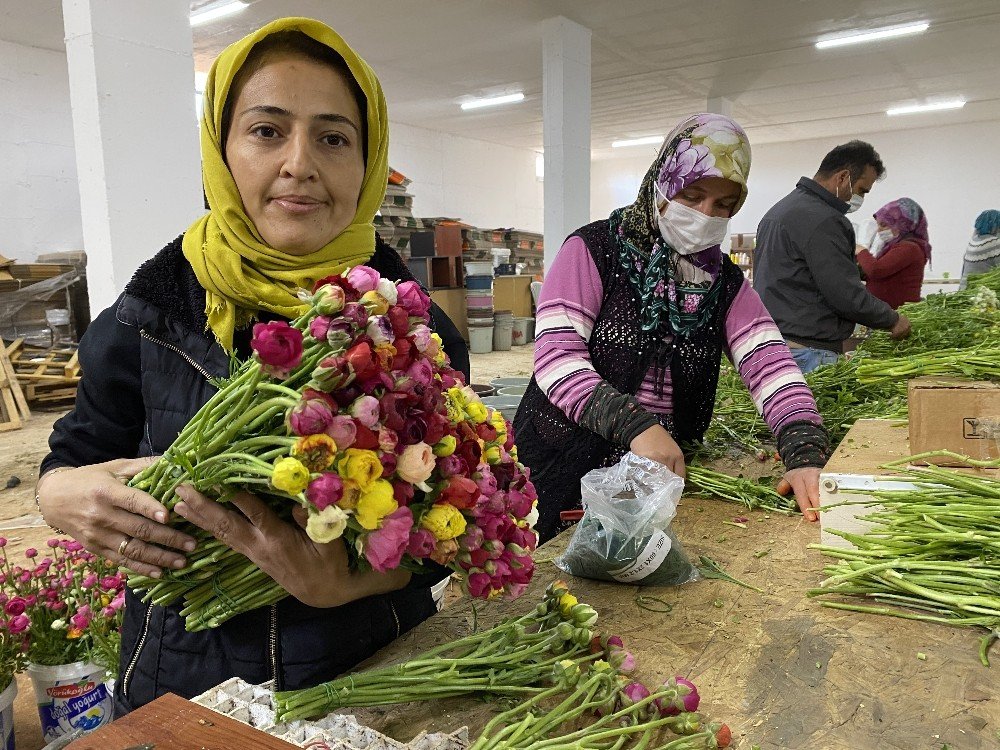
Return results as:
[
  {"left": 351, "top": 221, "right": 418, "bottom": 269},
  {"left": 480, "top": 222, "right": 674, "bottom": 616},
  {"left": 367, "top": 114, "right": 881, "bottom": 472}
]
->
[
  {"left": 874, "top": 197, "right": 931, "bottom": 264},
  {"left": 609, "top": 113, "right": 751, "bottom": 338}
]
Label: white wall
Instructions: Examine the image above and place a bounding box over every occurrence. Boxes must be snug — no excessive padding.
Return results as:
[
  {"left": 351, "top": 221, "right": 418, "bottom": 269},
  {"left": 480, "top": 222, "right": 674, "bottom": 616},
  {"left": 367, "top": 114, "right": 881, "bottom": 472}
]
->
[
  {"left": 591, "top": 120, "right": 1000, "bottom": 279},
  {"left": 0, "top": 40, "right": 83, "bottom": 263},
  {"left": 389, "top": 121, "right": 543, "bottom": 232}
]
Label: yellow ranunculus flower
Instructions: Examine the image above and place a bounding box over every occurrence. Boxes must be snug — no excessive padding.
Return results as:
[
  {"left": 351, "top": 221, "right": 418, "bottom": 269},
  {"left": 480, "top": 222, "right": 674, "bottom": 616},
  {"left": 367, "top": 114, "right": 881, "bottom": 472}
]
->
[
  {"left": 446, "top": 386, "right": 468, "bottom": 407},
  {"left": 510, "top": 446, "right": 518, "bottom": 461},
  {"left": 306, "top": 504, "right": 350, "bottom": 543},
  {"left": 490, "top": 410, "right": 507, "bottom": 432},
  {"left": 360, "top": 290, "right": 390, "bottom": 315},
  {"left": 337, "top": 479, "right": 361, "bottom": 510},
  {"left": 433, "top": 434, "right": 457, "bottom": 457},
  {"left": 558, "top": 592, "right": 578, "bottom": 616},
  {"left": 354, "top": 479, "right": 397, "bottom": 530},
  {"left": 66, "top": 628, "right": 84, "bottom": 640},
  {"left": 465, "top": 401, "right": 488, "bottom": 424},
  {"left": 292, "top": 433, "right": 337, "bottom": 472},
  {"left": 484, "top": 445, "right": 502, "bottom": 465},
  {"left": 434, "top": 351, "right": 446, "bottom": 367},
  {"left": 336, "top": 448, "right": 383, "bottom": 490},
  {"left": 271, "top": 456, "right": 311, "bottom": 494},
  {"left": 421, "top": 503, "right": 467, "bottom": 541}
]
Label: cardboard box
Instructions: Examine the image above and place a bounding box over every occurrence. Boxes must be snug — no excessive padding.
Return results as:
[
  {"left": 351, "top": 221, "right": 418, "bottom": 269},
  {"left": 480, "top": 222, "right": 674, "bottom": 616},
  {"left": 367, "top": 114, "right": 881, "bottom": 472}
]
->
[{"left": 908, "top": 377, "right": 1000, "bottom": 465}]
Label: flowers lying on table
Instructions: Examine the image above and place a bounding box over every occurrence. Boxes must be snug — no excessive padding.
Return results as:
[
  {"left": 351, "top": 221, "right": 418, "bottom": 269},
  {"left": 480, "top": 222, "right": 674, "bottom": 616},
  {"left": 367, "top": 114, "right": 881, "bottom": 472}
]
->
[
  {"left": 127, "top": 266, "right": 538, "bottom": 631},
  {"left": 0, "top": 537, "right": 126, "bottom": 678},
  {"left": 276, "top": 581, "right": 733, "bottom": 749}
]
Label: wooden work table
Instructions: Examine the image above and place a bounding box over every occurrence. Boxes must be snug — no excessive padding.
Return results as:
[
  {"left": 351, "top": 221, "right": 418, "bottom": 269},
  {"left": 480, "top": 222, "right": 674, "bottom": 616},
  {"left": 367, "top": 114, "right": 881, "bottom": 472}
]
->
[{"left": 350, "top": 495, "right": 997, "bottom": 750}]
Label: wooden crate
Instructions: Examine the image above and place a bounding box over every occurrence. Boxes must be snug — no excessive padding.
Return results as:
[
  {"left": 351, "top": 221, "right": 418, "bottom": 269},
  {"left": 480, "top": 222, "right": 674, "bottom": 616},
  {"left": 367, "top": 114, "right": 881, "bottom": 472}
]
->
[{"left": 6, "top": 339, "right": 80, "bottom": 404}]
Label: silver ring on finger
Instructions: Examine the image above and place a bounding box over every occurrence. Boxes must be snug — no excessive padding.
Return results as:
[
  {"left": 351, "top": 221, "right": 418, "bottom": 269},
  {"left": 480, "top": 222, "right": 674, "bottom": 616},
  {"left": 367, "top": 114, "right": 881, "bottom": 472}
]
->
[{"left": 118, "top": 536, "right": 132, "bottom": 558}]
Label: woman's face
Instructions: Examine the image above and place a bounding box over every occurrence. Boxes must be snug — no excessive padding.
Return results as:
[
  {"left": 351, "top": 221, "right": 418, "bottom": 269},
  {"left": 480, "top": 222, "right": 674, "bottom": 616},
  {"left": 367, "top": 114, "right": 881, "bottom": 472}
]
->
[
  {"left": 225, "top": 54, "right": 365, "bottom": 256},
  {"left": 665, "top": 176, "right": 742, "bottom": 218}
]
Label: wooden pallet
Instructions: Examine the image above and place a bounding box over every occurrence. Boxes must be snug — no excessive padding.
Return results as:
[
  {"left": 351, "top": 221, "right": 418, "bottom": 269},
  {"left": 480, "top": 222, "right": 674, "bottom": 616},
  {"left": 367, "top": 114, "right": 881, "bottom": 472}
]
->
[
  {"left": 6, "top": 339, "right": 80, "bottom": 405},
  {"left": 0, "top": 344, "right": 30, "bottom": 430}
]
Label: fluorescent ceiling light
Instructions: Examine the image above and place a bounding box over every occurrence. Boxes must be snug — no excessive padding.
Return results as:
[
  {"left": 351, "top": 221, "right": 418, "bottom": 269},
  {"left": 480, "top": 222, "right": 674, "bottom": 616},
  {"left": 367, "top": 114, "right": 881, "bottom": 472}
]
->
[
  {"left": 460, "top": 92, "right": 525, "bottom": 111},
  {"left": 611, "top": 135, "right": 663, "bottom": 148},
  {"left": 190, "top": 1, "right": 248, "bottom": 26},
  {"left": 816, "top": 22, "right": 929, "bottom": 49},
  {"left": 887, "top": 99, "right": 966, "bottom": 116}
]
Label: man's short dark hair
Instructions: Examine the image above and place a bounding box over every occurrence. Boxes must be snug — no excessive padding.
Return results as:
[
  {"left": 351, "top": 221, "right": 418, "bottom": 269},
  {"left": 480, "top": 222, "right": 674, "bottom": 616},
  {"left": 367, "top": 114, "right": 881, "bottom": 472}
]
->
[{"left": 816, "top": 140, "right": 885, "bottom": 181}]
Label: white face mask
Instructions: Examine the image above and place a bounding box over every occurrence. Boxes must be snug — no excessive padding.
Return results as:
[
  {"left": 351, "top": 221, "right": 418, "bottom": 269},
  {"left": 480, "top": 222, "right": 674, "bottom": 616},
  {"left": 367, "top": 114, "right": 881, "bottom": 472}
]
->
[
  {"left": 877, "top": 228, "right": 894, "bottom": 243},
  {"left": 657, "top": 199, "right": 731, "bottom": 256},
  {"left": 837, "top": 175, "right": 864, "bottom": 213}
]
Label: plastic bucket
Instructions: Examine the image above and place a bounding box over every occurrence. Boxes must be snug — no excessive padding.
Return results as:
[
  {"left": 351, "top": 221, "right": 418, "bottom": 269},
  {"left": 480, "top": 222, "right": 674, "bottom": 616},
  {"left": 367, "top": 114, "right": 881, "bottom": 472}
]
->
[
  {"left": 511, "top": 318, "right": 530, "bottom": 346},
  {"left": 490, "top": 376, "right": 530, "bottom": 390},
  {"left": 498, "top": 385, "right": 527, "bottom": 398},
  {"left": 482, "top": 396, "right": 521, "bottom": 423},
  {"left": 524, "top": 317, "right": 536, "bottom": 342},
  {"left": 465, "top": 261, "right": 494, "bottom": 276},
  {"left": 0, "top": 679, "right": 15, "bottom": 750},
  {"left": 28, "top": 661, "right": 112, "bottom": 743},
  {"left": 469, "top": 325, "right": 494, "bottom": 354},
  {"left": 470, "top": 384, "right": 496, "bottom": 398},
  {"left": 465, "top": 275, "right": 494, "bottom": 291},
  {"left": 492, "top": 320, "right": 513, "bottom": 351}
]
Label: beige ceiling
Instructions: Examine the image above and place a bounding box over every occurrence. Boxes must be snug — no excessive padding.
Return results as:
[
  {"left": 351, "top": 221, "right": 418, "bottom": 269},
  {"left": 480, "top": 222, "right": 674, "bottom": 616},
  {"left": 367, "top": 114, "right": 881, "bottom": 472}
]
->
[{"left": 4, "top": 0, "right": 999, "bottom": 154}]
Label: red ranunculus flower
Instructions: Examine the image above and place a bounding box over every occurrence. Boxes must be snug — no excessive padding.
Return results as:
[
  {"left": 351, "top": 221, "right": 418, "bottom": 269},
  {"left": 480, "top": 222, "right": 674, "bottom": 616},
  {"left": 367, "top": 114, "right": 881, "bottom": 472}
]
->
[
  {"left": 457, "top": 440, "right": 482, "bottom": 473},
  {"left": 313, "top": 273, "right": 360, "bottom": 302},
  {"left": 351, "top": 422, "right": 380, "bottom": 450},
  {"left": 345, "top": 342, "right": 378, "bottom": 381},
  {"left": 439, "top": 476, "right": 478, "bottom": 510},
  {"left": 387, "top": 306, "right": 411, "bottom": 338}
]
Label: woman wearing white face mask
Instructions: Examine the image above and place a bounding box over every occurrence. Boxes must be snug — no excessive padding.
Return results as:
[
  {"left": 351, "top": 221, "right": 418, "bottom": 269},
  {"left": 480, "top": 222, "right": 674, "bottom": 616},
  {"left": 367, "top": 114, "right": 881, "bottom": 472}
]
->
[
  {"left": 856, "top": 198, "right": 930, "bottom": 309},
  {"left": 515, "top": 113, "right": 830, "bottom": 542}
]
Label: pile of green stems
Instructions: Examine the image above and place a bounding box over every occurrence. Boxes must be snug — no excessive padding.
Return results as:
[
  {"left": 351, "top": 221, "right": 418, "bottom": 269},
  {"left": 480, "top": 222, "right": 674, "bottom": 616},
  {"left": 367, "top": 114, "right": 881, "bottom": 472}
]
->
[
  {"left": 684, "top": 465, "right": 797, "bottom": 513},
  {"left": 808, "top": 460, "right": 1000, "bottom": 665}
]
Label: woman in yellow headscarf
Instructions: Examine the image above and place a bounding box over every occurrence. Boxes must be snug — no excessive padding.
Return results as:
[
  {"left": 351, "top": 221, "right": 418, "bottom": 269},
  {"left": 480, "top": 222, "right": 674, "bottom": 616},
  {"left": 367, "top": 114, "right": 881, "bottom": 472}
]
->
[{"left": 37, "top": 18, "right": 467, "bottom": 712}]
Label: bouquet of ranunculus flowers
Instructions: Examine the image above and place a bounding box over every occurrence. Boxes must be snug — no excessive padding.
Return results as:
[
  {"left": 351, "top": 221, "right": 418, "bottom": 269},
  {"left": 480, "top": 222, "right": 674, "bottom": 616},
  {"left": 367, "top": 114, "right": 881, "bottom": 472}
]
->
[
  {"left": 0, "top": 537, "right": 126, "bottom": 676},
  {"left": 128, "top": 266, "right": 538, "bottom": 631}
]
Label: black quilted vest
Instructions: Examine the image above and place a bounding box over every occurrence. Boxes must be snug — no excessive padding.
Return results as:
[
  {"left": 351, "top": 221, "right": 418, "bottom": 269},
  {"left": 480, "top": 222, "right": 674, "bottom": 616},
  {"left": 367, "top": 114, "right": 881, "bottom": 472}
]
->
[{"left": 514, "top": 220, "right": 744, "bottom": 541}]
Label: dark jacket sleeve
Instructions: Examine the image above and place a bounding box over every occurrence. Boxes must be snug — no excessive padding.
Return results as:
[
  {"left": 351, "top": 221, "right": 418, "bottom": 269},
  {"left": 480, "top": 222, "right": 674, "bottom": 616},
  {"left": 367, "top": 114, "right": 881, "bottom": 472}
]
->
[
  {"left": 41, "top": 296, "right": 145, "bottom": 474},
  {"left": 430, "top": 302, "right": 470, "bottom": 384},
  {"left": 801, "top": 217, "right": 899, "bottom": 330}
]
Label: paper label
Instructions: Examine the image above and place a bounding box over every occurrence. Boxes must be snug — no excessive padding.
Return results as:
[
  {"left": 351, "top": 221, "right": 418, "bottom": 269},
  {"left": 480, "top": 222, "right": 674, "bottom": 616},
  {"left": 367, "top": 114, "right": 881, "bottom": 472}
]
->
[
  {"left": 608, "top": 530, "right": 672, "bottom": 582},
  {"left": 36, "top": 678, "right": 111, "bottom": 742}
]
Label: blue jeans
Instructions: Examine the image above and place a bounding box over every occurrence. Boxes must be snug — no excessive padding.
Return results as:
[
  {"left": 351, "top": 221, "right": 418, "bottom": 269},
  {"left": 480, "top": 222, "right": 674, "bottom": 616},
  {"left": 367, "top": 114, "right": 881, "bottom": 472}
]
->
[{"left": 790, "top": 346, "right": 840, "bottom": 373}]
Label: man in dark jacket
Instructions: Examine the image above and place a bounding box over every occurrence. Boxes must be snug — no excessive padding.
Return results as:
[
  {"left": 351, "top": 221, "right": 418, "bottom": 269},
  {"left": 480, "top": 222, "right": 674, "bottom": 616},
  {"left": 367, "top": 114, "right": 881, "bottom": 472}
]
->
[{"left": 753, "top": 140, "right": 911, "bottom": 372}]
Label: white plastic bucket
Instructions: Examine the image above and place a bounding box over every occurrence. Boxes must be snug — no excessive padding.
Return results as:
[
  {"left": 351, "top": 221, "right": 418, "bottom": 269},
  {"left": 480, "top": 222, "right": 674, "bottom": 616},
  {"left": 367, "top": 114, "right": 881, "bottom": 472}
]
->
[
  {"left": 511, "top": 318, "right": 530, "bottom": 346},
  {"left": 28, "top": 662, "right": 112, "bottom": 743},
  {"left": 469, "top": 325, "right": 494, "bottom": 354},
  {"left": 489, "top": 376, "right": 530, "bottom": 390},
  {"left": 465, "top": 261, "right": 494, "bottom": 276},
  {"left": 0, "top": 678, "right": 16, "bottom": 750},
  {"left": 493, "top": 320, "right": 514, "bottom": 351},
  {"left": 498, "top": 385, "right": 527, "bottom": 398}
]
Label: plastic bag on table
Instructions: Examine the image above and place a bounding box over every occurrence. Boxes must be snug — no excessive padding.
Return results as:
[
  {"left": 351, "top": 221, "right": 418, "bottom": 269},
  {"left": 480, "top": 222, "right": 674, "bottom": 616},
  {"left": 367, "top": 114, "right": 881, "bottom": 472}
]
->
[{"left": 555, "top": 452, "right": 699, "bottom": 586}]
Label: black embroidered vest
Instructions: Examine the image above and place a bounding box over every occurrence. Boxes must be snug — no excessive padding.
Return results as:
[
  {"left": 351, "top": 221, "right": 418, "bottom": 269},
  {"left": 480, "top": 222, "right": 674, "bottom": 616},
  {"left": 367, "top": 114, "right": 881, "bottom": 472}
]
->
[{"left": 514, "top": 220, "right": 744, "bottom": 540}]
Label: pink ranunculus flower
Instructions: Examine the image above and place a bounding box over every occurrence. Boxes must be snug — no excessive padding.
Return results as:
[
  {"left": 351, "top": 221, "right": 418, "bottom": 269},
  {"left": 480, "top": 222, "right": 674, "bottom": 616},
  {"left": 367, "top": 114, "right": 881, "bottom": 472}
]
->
[
  {"left": 378, "top": 428, "right": 399, "bottom": 454},
  {"left": 622, "top": 682, "right": 651, "bottom": 707},
  {"left": 437, "top": 454, "right": 465, "bottom": 478},
  {"left": 406, "top": 528, "right": 437, "bottom": 558},
  {"left": 8, "top": 614, "right": 29, "bottom": 634},
  {"left": 350, "top": 395, "right": 381, "bottom": 429},
  {"left": 506, "top": 489, "right": 533, "bottom": 519},
  {"left": 309, "top": 315, "right": 334, "bottom": 342},
  {"left": 346, "top": 265, "right": 381, "bottom": 294},
  {"left": 325, "top": 415, "right": 357, "bottom": 449},
  {"left": 396, "top": 442, "right": 435, "bottom": 485},
  {"left": 458, "top": 524, "right": 484, "bottom": 552},
  {"left": 306, "top": 473, "right": 344, "bottom": 510},
  {"left": 251, "top": 321, "right": 304, "bottom": 379},
  {"left": 656, "top": 676, "right": 701, "bottom": 716},
  {"left": 466, "top": 571, "right": 493, "bottom": 599},
  {"left": 411, "top": 324, "right": 432, "bottom": 353},
  {"left": 70, "top": 605, "right": 92, "bottom": 631},
  {"left": 341, "top": 302, "right": 369, "bottom": 330},
  {"left": 406, "top": 358, "right": 434, "bottom": 388},
  {"left": 611, "top": 646, "right": 637, "bottom": 673},
  {"left": 475, "top": 468, "right": 498, "bottom": 497},
  {"left": 364, "top": 507, "right": 413, "bottom": 572},
  {"left": 289, "top": 396, "right": 335, "bottom": 437},
  {"left": 4, "top": 597, "right": 26, "bottom": 617},
  {"left": 396, "top": 280, "right": 431, "bottom": 320},
  {"left": 366, "top": 315, "right": 394, "bottom": 346}
]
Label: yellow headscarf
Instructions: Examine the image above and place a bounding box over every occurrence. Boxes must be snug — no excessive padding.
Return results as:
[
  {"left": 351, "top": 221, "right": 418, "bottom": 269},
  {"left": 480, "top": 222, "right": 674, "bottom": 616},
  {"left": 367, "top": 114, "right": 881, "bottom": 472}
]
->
[{"left": 182, "top": 17, "right": 388, "bottom": 352}]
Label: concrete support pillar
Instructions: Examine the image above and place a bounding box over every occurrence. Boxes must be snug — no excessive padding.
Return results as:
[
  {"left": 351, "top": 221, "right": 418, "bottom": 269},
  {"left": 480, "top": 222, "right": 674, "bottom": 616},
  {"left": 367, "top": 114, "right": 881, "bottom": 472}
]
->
[
  {"left": 63, "top": 0, "right": 203, "bottom": 313},
  {"left": 542, "top": 16, "right": 591, "bottom": 273}
]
